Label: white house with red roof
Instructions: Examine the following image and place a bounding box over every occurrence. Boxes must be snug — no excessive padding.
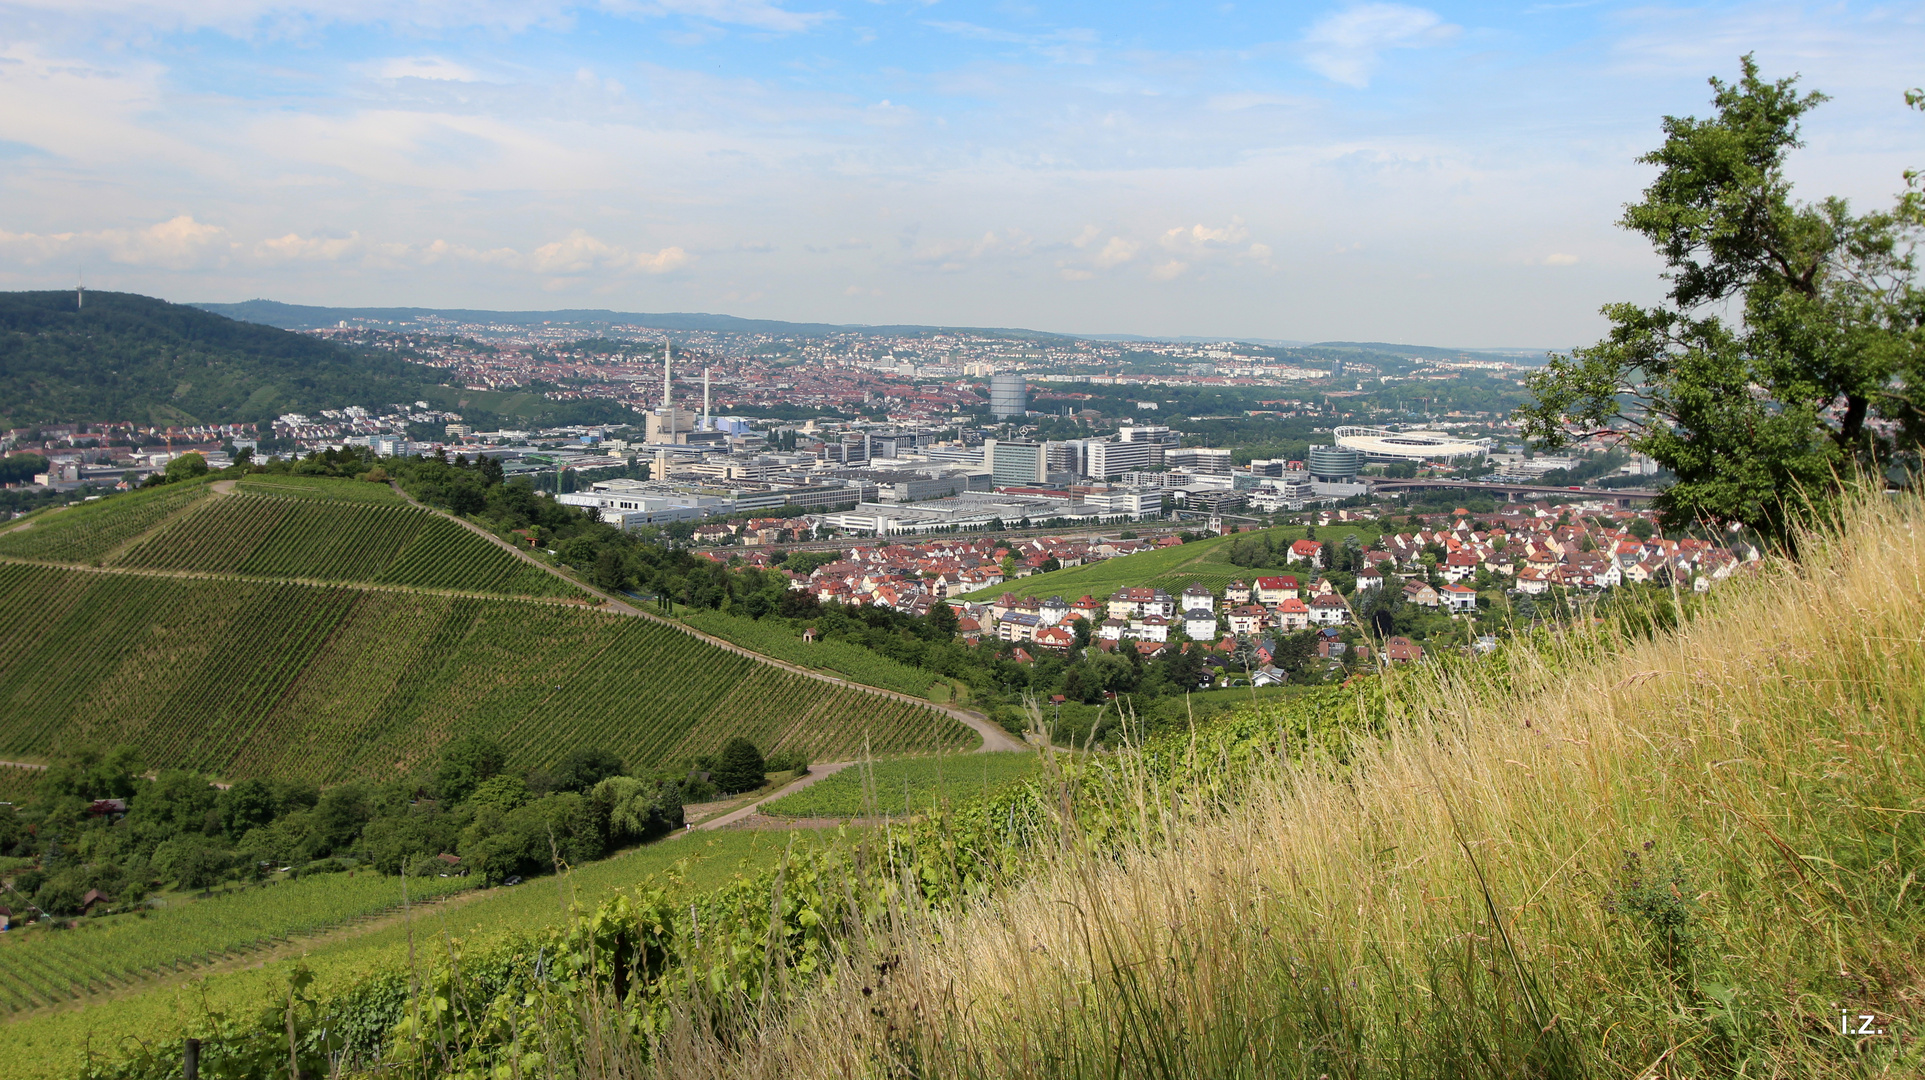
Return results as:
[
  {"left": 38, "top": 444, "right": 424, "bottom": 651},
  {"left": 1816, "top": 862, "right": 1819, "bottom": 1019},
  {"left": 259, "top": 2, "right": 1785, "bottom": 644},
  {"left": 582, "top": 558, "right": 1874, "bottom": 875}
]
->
[
  {"left": 1272, "top": 597, "right": 1310, "bottom": 632},
  {"left": 1288, "top": 538, "right": 1324, "bottom": 567},
  {"left": 1255, "top": 575, "right": 1300, "bottom": 604}
]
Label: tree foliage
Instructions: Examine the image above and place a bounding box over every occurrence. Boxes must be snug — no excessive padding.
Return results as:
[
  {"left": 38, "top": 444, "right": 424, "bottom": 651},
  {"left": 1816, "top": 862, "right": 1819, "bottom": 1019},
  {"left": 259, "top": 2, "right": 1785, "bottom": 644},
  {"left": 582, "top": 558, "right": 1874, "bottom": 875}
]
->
[
  {"left": 710, "top": 737, "right": 767, "bottom": 795},
  {"left": 1518, "top": 57, "right": 1925, "bottom": 541}
]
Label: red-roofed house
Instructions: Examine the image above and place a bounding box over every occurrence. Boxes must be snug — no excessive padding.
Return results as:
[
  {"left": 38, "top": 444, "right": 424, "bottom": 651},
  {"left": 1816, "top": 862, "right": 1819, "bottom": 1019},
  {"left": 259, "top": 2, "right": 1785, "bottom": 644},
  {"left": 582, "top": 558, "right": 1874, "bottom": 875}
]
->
[{"left": 1256, "top": 575, "right": 1300, "bottom": 604}]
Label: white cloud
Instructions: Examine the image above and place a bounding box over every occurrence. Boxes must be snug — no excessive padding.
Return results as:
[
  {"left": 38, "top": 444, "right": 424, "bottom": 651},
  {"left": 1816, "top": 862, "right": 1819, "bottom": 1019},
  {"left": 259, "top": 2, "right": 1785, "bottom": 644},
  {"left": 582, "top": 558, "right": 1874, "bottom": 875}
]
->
[
  {"left": 374, "top": 56, "right": 479, "bottom": 81},
  {"left": 1543, "top": 252, "right": 1579, "bottom": 266},
  {"left": 526, "top": 231, "right": 691, "bottom": 274},
  {"left": 1302, "top": 4, "right": 1459, "bottom": 88},
  {"left": 1093, "top": 236, "right": 1138, "bottom": 268},
  {"left": 0, "top": 217, "right": 691, "bottom": 279},
  {"left": 0, "top": 216, "right": 234, "bottom": 269},
  {"left": 1205, "top": 92, "right": 1298, "bottom": 112},
  {"left": 609, "top": 0, "right": 832, "bottom": 33},
  {"left": 257, "top": 231, "right": 363, "bottom": 261},
  {"left": 1159, "top": 219, "right": 1273, "bottom": 269},
  {"left": 0, "top": 0, "right": 831, "bottom": 35}
]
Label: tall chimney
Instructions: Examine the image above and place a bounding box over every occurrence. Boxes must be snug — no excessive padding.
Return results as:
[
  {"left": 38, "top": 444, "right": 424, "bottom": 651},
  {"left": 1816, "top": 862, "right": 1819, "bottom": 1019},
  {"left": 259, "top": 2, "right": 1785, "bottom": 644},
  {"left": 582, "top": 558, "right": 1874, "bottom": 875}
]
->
[
  {"left": 662, "top": 341, "right": 672, "bottom": 410},
  {"left": 703, "top": 367, "right": 711, "bottom": 431}
]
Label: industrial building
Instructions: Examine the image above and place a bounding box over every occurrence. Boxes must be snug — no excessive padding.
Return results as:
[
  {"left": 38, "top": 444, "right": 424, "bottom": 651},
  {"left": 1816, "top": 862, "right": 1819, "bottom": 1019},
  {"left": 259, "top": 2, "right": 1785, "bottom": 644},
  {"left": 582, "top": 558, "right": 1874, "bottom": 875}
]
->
[{"left": 989, "top": 374, "right": 1027, "bottom": 418}]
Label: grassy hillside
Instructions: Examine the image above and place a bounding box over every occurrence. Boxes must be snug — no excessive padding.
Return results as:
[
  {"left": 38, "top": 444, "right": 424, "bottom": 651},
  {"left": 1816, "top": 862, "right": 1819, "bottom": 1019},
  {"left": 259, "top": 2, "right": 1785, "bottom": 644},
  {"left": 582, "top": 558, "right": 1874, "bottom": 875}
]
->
[
  {"left": 31, "top": 492, "right": 1925, "bottom": 1080},
  {"left": 679, "top": 609, "right": 953, "bottom": 700},
  {"left": 0, "top": 871, "right": 473, "bottom": 1014},
  {"left": 0, "top": 564, "right": 967, "bottom": 783},
  {"left": 722, "top": 491, "right": 1925, "bottom": 1078},
  {"left": 763, "top": 752, "right": 1041, "bottom": 819},
  {"left": 959, "top": 521, "right": 1383, "bottom": 601},
  {"left": 0, "top": 828, "right": 825, "bottom": 1080}
]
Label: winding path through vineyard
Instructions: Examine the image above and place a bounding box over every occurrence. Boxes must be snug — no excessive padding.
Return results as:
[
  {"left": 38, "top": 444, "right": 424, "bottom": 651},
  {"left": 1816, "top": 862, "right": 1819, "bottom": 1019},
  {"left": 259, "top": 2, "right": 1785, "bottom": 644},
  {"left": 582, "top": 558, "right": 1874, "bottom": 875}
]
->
[
  {"left": 387, "top": 483, "right": 1026, "bottom": 754},
  {"left": 674, "top": 760, "right": 860, "bottom": 835}
]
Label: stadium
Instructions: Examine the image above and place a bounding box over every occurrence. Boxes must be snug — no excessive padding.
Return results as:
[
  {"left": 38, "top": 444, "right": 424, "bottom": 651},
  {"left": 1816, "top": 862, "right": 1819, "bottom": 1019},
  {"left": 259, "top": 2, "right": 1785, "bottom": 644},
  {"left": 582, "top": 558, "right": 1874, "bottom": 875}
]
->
[{"left": 1332, "top": 426, "right": 1493, "bottom": 462}]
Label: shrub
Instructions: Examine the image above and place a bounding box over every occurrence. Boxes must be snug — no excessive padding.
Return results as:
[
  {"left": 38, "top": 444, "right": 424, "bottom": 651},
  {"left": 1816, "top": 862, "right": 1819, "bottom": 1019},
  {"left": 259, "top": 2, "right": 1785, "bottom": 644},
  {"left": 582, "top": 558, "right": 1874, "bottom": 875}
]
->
[{"left": 710, "top": 738, "right": 766, "bottom": 795}]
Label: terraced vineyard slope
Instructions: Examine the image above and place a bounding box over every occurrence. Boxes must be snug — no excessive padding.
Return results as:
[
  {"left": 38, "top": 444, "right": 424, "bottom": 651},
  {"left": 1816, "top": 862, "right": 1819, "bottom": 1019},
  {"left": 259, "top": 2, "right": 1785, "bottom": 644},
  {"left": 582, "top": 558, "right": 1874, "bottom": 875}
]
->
[
  {"left": 0, "top": 871, "right": 473, "bottom": 1014},
  {"left": 0, "top": 482, "right": 973, "bottom": 783},
  {"left": 0, "top": 481, "right": 212, "bottom": 564},
  {"left": 105, "top": 489, "right": 577, "bottom": 597},
  {"left": 0, "top": 564, "right": 967, "bottom": 782}
]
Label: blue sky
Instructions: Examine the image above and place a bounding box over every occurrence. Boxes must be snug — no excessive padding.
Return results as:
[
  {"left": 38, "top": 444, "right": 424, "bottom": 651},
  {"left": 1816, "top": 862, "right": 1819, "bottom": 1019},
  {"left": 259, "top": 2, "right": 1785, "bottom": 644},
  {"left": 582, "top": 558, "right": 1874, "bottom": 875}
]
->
[{"left": 1, "top": 1, "right": 1919, "bottom": 344}]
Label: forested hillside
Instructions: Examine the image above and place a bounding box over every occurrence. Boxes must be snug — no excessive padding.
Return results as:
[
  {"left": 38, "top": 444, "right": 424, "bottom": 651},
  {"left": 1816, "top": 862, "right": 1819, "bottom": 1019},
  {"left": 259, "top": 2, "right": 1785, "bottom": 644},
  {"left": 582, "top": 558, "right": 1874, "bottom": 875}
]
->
[
  {"left": 0, "top": 291, "right": 628, "bottom": 430},
  {"left": 0, "top": 291, "right": 450, "bottom": 429}
]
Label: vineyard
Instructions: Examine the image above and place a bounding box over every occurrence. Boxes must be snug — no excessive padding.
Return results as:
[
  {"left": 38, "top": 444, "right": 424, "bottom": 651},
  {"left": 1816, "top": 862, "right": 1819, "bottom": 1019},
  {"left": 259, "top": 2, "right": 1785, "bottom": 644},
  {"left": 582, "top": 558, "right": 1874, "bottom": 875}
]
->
[
  {"left": 0, "top": 763, "right": 40, "bottom": 803},
  {"left": 234, "top": 474, "right": 405, "bottom": 503},
  {"left": 0, "top": 481, "right": 210, "bottom": 564},
  {"left": 764, "top": 753, "right": 1041, "bottom": 819},
  {"left": 681, "top": 609, "right": 950, "bottom": 700},
  {"left": 0, "top": 828, "right": 833, "bottom": 1077},
  {"left": 0, "top": 565, "right": 971, "bottom": 783},
  {"left": 0, "top": 871, "right": 472, "bottom": 1014},
  {"left": 103, "top": 492, "right": 579, "bottom": 598}
]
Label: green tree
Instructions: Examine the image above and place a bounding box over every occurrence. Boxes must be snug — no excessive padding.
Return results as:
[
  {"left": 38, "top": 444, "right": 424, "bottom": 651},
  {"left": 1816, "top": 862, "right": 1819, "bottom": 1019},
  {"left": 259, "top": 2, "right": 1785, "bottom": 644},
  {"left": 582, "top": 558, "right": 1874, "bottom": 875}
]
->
[
  {"left": 549, "top": 748, "right": 625, "bottom": 794},
  {"left": 591, "top": 546, "right": 629, "bottom": 592},
  {"left": 1518, "top": 57, "right": 1925, "bottom": 542},
  {"left": 435, "top": 734, "right": 505, "bottom": 803},
  {"left": 469, "top": 774, "right": 530, "bottom": 814},
  {"left": 0, "top": 453, "right": 47, "bottom": 484},
  {"left": 36, "top": 745, "right": 142, "bottom": 804},
  {"left": 710, "top": 737, "right": 767, "bottom": 794},
  {"left": 927, "top": 600, "right": 959, "bottom": 638},
  {"left": 152, "top": 837, "right": 232, "bottom": 890},
  {"left": 217, "top": 779, "right": 277, "bottom": 841},
  {"left": 165, "top": 453, "right": 210, "bottom": 482}
]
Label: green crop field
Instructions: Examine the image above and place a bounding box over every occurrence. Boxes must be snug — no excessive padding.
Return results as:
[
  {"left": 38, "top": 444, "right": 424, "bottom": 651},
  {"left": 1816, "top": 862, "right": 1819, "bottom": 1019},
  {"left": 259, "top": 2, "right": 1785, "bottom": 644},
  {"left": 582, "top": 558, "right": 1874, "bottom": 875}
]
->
[
  {"left": 105, "top": 492, "right": 578, "bottom": 598},
  {"left": 0, "top": 481, "right": 211, "bottom": 564},
  {"left": 680, "top": 610, "right": 951, "bottom": 700},
  {"left": 958, "top": 522, "right": 1385, "bottom": 602},
  {"left": 0, "top": 828, "right": 834, "bottom": 1079},
  {"left": 234, "top": 474, "right": 405, "bottom": 504},
  {"left": 764, "top": 753, "right": 1042, "bottom": 819},
  {"left": 0, "top": 871, "right": 472, "bottom": 1014},
  {"left": 0, "top": 763, "right": 40, "bottom": 803},
  {"left": 0, "top": 564, "right": 970, "bottom": 783}
]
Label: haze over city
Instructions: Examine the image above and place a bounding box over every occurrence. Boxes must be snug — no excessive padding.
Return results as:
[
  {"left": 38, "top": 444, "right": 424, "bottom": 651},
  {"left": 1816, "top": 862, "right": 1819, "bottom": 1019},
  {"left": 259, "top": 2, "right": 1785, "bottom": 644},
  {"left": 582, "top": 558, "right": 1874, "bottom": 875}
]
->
[{"left": 1, "top": 1, "right": 1921, "bottom": 344}]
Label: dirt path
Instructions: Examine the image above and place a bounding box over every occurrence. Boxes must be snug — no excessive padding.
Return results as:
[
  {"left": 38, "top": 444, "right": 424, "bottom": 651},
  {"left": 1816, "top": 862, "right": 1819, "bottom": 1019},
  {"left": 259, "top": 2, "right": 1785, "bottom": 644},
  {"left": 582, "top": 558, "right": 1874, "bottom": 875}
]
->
[
  {"left": 672, "top": 761, "right": 859, "bottom": 836},
  {"left": 387, "top": 483, "right": 1025, "bottom": 753},
  {"left": 0, "top": 760, "right": 46, "bottom": 771}
]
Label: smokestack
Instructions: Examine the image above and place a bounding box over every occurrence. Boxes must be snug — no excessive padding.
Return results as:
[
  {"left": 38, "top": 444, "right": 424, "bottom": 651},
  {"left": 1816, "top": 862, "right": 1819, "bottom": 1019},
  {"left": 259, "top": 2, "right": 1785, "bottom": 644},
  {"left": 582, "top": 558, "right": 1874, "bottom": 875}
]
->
[
  {"left": 662, "top": 341, "right": 672, "bottom": 410},
  {"left": 703, "top": 367, "right": 710, "bottom": 431}
]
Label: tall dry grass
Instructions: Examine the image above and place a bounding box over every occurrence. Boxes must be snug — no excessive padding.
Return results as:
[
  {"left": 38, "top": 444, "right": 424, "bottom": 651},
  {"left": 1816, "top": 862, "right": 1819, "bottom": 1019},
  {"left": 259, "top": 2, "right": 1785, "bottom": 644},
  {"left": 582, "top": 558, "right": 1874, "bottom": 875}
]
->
[{"left": 639, "top": 491, "right": 1924, "bottom": 1080}]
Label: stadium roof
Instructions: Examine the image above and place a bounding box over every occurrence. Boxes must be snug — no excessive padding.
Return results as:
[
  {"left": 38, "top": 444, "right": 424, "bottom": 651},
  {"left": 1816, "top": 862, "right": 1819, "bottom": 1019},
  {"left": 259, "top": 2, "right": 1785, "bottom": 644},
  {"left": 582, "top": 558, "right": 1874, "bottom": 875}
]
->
[{"left": 1332, "top": 427, "right": 1491, "bottom": 461}]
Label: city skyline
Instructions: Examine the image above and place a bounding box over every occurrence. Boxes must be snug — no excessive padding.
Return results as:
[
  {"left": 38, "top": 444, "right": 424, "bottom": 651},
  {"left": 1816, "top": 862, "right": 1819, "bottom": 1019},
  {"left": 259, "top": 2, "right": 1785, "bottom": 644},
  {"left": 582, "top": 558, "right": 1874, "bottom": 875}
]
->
[{"left": 1, "top": 1, "right": 1920, "bottom": 346}]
